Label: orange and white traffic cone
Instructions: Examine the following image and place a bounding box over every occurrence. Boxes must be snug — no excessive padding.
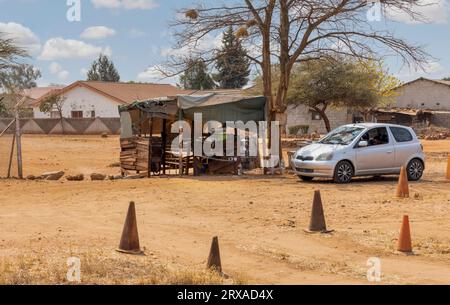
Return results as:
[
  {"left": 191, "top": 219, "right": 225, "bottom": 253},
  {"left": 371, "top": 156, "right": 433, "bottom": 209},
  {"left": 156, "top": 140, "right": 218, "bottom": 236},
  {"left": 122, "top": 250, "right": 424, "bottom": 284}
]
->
[
  {"left": 207, "top": 236, "right": 222, "bottom": 273},
  {"left": 304, "top": 190, "right": 333, "bottom": 234},
  {"left": 116, "top": 201, "right": 143, "bottom": 255},
  {"left": 397, "top": 215, "right": 413, "bottom": 253},
  {"left": 446, "top": 155, "right": 450, "bottom": 180},
  {"left": 396, "top": 167, "right": 409, "bottom": 198}
]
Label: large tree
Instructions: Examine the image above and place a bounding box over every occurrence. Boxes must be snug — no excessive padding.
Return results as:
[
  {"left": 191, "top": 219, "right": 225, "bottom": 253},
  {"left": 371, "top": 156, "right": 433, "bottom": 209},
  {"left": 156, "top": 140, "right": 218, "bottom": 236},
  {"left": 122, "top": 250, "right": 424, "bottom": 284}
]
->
[
  {"left": 165, "top": 0, "right": 428, "bottom": 164},
  {"left": 284, "top": 58, "right": 400, "bottom": 132},
  {"left": 0, "top": 34, "right": 40, "bottom": 178},
  {"left": 0, "top": 64, "right": 41, "bottom": 117},
  {"left": 87, "top": 54, "right": 120, "bottom": 82},
  {"left": 214, "top": 26, "right": 251, "bottom": 89},
  {"left": 180, "top": 58, "right": 215, "bottom": 90}
]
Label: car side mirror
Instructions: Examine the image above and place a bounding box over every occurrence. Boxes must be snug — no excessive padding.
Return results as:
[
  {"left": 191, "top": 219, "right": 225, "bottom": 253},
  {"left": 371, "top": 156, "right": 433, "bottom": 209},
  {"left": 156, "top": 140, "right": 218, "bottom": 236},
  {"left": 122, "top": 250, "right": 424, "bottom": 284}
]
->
[{"left": 358, "top": 140, "right": 368, "bottom": 148}]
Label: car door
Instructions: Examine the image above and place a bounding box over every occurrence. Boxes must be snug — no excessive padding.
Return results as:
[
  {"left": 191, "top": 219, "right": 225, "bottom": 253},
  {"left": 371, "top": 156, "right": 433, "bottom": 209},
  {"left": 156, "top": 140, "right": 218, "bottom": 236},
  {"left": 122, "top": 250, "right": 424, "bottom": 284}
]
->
[
  {"left": 355, "top": 127, "right": 396, "bottom": 175},
  {"left": 390, "top": 126, "right": 417, "bottom": 169}
]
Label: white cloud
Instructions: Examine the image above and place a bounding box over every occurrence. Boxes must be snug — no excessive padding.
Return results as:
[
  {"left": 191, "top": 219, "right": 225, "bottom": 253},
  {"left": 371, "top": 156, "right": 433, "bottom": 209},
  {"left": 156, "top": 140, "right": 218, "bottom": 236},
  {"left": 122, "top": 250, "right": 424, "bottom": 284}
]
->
[
  {"left": 137, "top": 65, "right": 178, "bottom": 85},
  {"left": 49, "top": 62, "right": 70, "bottom": 81},
  {"left": 49, "top": 62, "right": 62, "bottom": 74},
  {"left": 57, "top": 70, "right": 70, "bottom": 81},
  {"left": 38, "top": 38, "right": 112, "bottom": 60},
  {"left": 395, "top": 61, "right": 447, "bottom": 82},
  {"left": 81, "top": 26, "right": 116, "bottom": 40},
  {"left": 91, "top": 0, "right": 158, "bottom": 10},
  {"left": 0, "top": 22, "right": 41, "bottom": 55},
  {"left": 387, "top": 0, "right": 450, "bottom": 24}
]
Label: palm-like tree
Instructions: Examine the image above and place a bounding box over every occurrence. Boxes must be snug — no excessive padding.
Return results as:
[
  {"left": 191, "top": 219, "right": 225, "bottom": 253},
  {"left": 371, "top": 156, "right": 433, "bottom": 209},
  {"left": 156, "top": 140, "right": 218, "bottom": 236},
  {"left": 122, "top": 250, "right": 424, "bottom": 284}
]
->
[{"left": 0, "top": 33, "right": 27, "bottom": 71}]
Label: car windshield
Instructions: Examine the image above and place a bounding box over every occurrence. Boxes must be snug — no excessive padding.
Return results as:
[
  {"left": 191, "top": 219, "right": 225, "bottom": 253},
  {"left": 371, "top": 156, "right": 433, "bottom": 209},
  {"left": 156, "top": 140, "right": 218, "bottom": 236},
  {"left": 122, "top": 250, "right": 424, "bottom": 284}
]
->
[{"left": 319, "top": 126, "right": 365, "bottom": 145}]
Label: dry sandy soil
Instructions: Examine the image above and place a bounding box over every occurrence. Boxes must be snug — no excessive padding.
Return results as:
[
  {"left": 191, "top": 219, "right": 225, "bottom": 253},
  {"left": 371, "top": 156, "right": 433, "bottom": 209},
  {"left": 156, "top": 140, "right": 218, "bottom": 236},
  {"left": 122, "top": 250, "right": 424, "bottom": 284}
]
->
[{"left": 0, "top": 135, "right": 450, "bottom": 284}]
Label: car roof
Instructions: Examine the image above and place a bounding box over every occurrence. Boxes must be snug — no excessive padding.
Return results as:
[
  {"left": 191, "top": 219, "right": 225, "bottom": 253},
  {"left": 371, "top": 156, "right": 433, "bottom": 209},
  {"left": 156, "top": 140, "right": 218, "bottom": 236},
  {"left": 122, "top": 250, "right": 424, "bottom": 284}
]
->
[{"left": 343, "top": 123, "right": 411, "bottom": 129}]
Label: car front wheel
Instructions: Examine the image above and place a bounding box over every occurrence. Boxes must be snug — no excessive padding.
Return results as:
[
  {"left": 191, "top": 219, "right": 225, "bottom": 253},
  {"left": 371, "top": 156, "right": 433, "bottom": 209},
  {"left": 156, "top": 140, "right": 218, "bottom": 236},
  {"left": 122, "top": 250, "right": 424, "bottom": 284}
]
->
[
  {"left": 407, "top": 159, "right": 424, "bottom": 181},
  {"left": 334, "top": 161, "right": 354, "bottom": 184}
]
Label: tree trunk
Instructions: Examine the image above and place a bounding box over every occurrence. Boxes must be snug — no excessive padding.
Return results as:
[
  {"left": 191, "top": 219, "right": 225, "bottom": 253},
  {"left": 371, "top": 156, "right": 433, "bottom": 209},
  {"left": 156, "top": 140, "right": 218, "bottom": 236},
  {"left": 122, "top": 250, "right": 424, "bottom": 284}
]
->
[
  {"left": 58, "top": 109, "right": 65, "bottom": 135},
  {"left": 311, "top": 105, "right": 331, "bottom": 133},
  {"left": 322, "top": 113, "right": 331, "bottom": 133}
]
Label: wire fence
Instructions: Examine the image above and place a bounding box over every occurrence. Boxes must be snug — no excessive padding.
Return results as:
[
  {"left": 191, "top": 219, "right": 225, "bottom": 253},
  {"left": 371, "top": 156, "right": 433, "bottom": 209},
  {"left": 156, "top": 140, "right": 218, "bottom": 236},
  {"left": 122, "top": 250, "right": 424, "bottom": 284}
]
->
[{"left": 0, "top": 119, "right": 17, "bottom": 178}]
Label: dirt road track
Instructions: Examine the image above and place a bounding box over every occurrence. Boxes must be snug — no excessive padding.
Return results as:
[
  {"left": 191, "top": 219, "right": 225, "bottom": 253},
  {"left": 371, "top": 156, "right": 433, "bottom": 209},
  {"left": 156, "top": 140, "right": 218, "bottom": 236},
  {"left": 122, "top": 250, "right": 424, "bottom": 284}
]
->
[{"left": 0, "top": 136, "right": 449, "bottom": 284}]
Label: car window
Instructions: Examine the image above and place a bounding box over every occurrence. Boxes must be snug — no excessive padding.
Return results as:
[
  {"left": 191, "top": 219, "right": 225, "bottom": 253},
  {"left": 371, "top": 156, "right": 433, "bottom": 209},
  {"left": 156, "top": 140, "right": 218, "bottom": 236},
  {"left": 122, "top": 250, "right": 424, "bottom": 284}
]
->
[
  {"left": 360, "top": 127, "right": 389, "bottom": 146},
  {"left": 390, "top": 127, "right": 413, "bottom": 142},
  {"left": 319, "top": 126, "right": 365, "bottom": 145}
]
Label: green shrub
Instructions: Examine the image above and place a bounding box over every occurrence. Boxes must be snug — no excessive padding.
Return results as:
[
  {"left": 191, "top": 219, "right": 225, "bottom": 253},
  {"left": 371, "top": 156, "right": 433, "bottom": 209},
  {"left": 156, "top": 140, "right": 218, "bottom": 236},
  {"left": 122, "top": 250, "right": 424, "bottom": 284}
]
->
[{"left": 288, "top": 125, "right": 309, "bottom": 135}]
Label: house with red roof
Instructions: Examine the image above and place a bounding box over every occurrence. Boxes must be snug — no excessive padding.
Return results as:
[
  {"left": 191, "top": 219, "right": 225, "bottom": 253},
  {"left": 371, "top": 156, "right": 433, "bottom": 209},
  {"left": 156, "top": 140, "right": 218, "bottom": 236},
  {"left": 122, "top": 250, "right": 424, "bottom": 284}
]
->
[{"left": 32, "top": 81, "right": 190, "bottom": 119}]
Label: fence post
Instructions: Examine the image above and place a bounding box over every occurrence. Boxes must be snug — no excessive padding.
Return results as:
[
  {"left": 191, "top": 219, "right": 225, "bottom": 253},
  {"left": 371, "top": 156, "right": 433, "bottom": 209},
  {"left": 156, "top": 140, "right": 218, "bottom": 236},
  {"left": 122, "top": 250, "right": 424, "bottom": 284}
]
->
[
  {"left": 179, "top": 127, "right": 183, "bottom": 176},
  {"left": 14, "top": 109, "right": 23, "bottom": 179},
  {"left": 7, "top": 133, "right": 16, "bottom": 178}
]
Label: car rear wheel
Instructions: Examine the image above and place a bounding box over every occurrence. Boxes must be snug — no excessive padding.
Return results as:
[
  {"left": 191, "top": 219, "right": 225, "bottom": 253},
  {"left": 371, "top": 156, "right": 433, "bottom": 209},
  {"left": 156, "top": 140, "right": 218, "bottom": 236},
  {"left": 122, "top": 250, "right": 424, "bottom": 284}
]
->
[
  {"left": 299, "top": 175, "right": 314, "bottom": 182},
  {"left": 407, "top": 159, "right": 424, "bottom": 181},
  {"left": 334, "top": 161, "right": 354, "bottom": 184}
]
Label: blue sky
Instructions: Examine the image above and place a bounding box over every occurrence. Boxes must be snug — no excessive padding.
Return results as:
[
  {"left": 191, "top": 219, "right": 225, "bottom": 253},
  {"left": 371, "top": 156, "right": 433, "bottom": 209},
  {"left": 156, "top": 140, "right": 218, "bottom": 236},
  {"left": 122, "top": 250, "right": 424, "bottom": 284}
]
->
[{"left": 0, "top": 0, "right": 449, "bottom": 86}]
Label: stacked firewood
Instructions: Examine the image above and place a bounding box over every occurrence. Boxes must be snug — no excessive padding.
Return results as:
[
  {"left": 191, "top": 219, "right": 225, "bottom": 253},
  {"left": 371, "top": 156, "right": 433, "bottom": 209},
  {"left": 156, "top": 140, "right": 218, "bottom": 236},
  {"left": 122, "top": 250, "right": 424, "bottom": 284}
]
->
[
  {"left": 120, "top": 138, "right": 138, "bottom": 171},
  {"left": 136, "top": 139, "right": 150, "bottom": 171},
  {"left": 120, "top": 137, "right": 162, "bottom": 173}
]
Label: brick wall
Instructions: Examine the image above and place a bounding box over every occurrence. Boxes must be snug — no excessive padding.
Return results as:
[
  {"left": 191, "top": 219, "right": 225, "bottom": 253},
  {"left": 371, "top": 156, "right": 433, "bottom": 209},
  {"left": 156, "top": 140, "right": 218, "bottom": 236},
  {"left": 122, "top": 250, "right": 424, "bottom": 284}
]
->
[
  {"left": 285, "top": 104, "right": 353, "bottom": 134},
  {"left": 431, "top": 112, "right": 450, "bottom": 128}
]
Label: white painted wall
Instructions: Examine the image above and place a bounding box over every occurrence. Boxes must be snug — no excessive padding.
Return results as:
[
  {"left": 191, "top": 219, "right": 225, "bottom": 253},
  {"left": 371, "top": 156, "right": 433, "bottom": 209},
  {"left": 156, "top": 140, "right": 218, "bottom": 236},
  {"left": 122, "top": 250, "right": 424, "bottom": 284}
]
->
[
  {"left": 33, "top": 86, "right": 121, "bottom": 118},
  {"left": 395, "top": 79, "right": 450, "bottom": 110}
]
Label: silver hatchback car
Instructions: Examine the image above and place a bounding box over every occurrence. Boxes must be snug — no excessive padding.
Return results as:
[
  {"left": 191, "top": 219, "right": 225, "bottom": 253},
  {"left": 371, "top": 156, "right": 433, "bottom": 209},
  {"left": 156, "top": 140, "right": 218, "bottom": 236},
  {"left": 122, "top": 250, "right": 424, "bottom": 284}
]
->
[{"left": 291, "top": 123, "right": 425, "bottom": 183}]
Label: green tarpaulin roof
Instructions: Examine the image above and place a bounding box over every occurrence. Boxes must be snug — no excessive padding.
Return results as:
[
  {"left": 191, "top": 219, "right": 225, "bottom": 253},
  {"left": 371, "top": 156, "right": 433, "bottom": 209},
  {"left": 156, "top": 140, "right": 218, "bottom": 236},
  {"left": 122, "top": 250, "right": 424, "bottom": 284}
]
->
[
  {"left": 118, "top": 94, "right": 267, "bottom": 123},
  {"left": 178, "top": 94, "right": 266, "bottom": 123}
]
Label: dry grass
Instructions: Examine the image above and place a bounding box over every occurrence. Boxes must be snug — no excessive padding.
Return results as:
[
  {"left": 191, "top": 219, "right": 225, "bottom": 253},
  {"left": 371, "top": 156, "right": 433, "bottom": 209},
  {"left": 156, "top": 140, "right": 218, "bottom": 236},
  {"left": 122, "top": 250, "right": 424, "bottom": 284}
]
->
[{"left": 0, "top": 249, "right": 244, "bottom": 285}]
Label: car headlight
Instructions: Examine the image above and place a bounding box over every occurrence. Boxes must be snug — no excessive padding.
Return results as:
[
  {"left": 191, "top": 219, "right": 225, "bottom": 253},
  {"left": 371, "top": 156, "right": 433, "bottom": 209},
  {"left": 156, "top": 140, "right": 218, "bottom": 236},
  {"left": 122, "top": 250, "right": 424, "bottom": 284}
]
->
[{"left": 316, "top": 152, "right": 334, "bottom": 161}]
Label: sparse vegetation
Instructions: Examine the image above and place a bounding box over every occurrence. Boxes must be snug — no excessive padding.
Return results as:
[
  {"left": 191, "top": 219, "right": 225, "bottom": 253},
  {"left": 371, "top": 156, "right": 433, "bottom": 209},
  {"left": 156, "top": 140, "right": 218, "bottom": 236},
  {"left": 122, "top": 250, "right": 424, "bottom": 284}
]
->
[
  {"left": 288, "top": 125, "right": 309, "bottom": 136},
  {"left": 0, "top": 249, "right": 244, "bottom": 285}
]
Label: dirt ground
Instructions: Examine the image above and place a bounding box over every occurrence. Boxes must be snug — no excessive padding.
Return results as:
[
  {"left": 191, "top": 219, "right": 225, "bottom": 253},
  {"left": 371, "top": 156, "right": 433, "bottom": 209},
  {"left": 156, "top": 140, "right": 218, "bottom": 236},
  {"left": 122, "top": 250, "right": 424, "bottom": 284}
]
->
[{"left": 1, "top": 135, "right": 450, "bottom": 284}]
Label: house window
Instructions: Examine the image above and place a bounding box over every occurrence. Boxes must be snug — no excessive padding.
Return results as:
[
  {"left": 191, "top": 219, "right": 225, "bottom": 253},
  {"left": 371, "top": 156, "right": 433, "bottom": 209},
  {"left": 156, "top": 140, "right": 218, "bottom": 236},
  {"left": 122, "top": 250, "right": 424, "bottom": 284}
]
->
[
  {"left": 71, "top": 111, "right": 83, "bottom": 118},
  {"left": 90, "top": 110, "right": 96, "bottom": 118},
  {"left": 311, "top": 111, "right": 321, "bottom": 120}
]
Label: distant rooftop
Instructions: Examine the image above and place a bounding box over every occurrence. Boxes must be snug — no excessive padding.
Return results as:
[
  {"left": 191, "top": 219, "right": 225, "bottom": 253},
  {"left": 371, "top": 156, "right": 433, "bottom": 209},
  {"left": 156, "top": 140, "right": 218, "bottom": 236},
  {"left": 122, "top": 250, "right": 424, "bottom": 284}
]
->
[{"left": 33, "top": 81, "right": 193, "bottom": 106}]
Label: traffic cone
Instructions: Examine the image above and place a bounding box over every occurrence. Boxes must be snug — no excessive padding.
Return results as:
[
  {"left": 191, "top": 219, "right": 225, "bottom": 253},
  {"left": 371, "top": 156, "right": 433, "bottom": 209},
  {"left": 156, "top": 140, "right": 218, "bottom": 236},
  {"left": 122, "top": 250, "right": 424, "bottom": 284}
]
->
[
  {"left": 304, "top": 190, "right": 333, "bottom": 234},
  {"left": 446, "top": 155, "right": 450, "bottom": 180},
  {"left": 116, "top": 202, "right": 143, "bottom": 255},
  {"left": 397, "top": 215, "right": 412, "bottom": 253},
  {"left": 396, "top": 166, "right": 409, "bottom": 198},
  {"left": 206, "top": 236, "right": 222, "bottom": 273}
]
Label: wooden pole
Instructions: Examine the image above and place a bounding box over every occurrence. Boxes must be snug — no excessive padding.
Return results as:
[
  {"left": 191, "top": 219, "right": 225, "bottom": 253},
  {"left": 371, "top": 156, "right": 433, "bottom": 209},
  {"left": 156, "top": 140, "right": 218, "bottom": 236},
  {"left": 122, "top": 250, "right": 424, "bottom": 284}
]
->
[
  {"left": 7, "top": 132, "right": 16, "bottom": 178},
  {"left": 179, "top": 127, "right": 183, "bottom": 176},
  {"left": 147, "top": 117, "right": 153, "bottom": 178},
  {"left": 14, "top": 109, "right": 23, "bottom": 179},
  {"left": 162, "top": 118, "right": 167, "bottom": 175}
]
